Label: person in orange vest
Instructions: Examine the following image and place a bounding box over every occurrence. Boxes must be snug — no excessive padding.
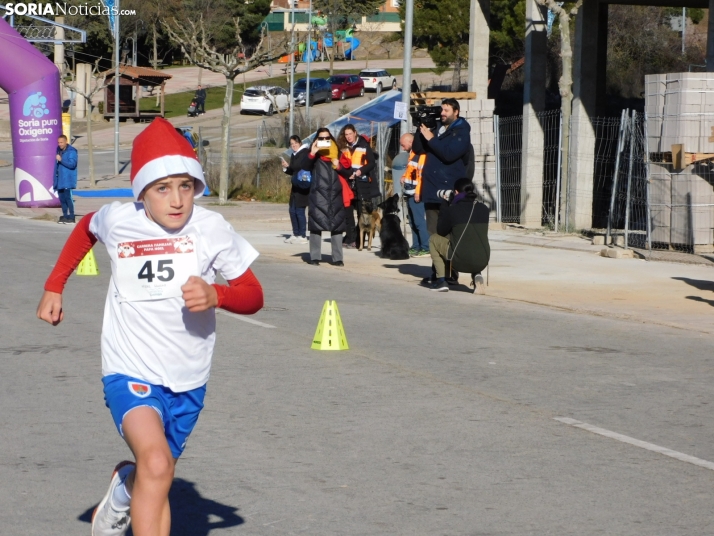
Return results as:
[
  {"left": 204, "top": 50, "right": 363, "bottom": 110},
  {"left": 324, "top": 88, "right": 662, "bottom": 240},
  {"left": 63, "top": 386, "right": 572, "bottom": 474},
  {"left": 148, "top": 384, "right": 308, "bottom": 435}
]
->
[
  {"left": 336, "top": 124, "right": 380, "bottom": 248},
  {"left": 400, "top": 133, "right": 430, "bottom": 256}
]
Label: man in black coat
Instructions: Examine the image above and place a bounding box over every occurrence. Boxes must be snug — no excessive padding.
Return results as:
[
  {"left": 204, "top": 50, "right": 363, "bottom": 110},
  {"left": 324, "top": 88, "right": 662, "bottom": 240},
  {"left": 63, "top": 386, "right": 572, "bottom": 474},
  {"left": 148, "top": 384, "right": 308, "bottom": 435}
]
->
[{"left": 425, "top": 178, "right": 490, "bottom": 294}]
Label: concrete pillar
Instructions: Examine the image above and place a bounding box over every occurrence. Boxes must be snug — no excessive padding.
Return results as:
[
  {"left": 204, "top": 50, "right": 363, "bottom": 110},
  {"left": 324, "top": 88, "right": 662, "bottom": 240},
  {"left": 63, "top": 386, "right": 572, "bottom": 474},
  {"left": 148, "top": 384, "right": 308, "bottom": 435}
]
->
[
  {"left": 75, "top": 63, "right": 92, "bottom": 119},
  {"left": 520, "top": 0, "right": 548, "bottom": 227},
  {"left": 708, "top": 0, "right": 714, "bottom": 71},
  {"left": 54, "top": 17, "right": 65, "bottom": 73},
  {"left": 467, "top": 0, "right": 490, "bottom": 99},
  {"left": 54, "top": 17, "right": 65, "bottom": 105},
  {"left": 567, "top": 0, "right": 607, "bottom": 230}
]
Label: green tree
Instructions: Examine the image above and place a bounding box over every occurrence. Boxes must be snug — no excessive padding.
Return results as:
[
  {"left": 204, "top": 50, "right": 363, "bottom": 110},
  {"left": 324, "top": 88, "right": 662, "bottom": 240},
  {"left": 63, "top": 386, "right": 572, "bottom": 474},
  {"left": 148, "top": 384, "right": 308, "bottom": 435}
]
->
[
  {"left": 403, "top": 0, "right": 471, "bottom": 89},
  {"left": 490, "top": 0, "right": 526, "bottom": 63},
  {"left": 663, "top": 7, "right": 704, "bottom": 25}
]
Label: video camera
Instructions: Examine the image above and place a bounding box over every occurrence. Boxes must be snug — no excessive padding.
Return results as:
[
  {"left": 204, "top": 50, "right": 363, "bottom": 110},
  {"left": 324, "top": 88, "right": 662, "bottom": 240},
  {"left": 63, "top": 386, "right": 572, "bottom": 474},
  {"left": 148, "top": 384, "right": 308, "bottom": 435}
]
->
[{"left": 411, "top": 105, "right": 442, "bottom": 130}]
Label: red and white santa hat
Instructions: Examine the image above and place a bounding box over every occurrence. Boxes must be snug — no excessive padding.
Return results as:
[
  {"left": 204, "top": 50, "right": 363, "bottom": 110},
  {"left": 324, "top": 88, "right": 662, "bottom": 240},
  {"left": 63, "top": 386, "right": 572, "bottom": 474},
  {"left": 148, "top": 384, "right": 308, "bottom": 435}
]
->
[{"left": 130, "top": 117, "right": 206, "bottom": 200}]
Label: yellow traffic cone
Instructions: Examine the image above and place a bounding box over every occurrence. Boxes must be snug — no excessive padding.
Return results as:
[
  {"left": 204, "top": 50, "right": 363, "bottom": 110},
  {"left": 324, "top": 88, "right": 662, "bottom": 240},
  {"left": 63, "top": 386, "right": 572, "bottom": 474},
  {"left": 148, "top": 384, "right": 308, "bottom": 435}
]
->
[
  {"left": 311, "top": 300, "right": 349, "bottom": 351},
  {"left": 76, "top": 248, "right": 99, "bottom": 276}
]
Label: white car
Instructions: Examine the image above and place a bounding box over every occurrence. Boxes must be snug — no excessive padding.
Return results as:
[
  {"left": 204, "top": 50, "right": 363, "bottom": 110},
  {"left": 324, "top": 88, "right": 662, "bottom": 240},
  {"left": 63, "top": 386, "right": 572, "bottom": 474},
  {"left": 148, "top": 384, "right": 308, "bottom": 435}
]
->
[
  {"left": 240, "top": 86, "right": 290, "bottom": 115},
  {"left": 359, "top": 69, "right": 398, "bottom": 93}
]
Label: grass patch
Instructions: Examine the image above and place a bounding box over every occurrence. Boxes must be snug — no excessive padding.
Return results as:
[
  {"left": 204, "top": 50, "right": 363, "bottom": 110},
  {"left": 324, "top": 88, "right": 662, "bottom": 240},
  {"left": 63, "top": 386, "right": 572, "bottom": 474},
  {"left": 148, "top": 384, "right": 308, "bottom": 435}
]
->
[{"left": 142, "top": 67, "right": 436, "bottom": 119}]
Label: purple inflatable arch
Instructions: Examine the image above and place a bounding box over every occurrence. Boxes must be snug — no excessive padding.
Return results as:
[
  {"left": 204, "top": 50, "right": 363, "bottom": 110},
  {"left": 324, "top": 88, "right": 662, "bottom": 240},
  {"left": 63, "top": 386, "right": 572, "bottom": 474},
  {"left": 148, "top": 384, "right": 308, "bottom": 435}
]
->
[{"left": 0, "top": 17, "right": 63, "bottom": 208}]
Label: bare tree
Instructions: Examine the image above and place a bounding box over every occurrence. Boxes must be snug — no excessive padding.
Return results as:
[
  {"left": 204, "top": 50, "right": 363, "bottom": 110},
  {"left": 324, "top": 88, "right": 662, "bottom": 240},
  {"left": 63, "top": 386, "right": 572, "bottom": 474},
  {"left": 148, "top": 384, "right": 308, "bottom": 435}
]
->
[
  {"left": 357, "top": 19, "right": 385, "bottom": 69},
  {"left": 535, "top": 0, "right": 582, "bottom": 225},
  {"left": 61, "top": 60, "right": 112, "bottom": 188},
  {"left": 163, "top": 16, "right": 287, "bottom": 204}
]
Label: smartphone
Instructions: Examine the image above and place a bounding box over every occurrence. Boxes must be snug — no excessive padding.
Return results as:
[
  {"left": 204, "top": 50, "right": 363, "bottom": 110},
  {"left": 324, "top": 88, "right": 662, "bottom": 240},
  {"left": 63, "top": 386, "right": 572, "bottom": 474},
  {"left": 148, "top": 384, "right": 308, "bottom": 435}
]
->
[{"left": 317, "top": 140, "right": 331, "bottom": 148}]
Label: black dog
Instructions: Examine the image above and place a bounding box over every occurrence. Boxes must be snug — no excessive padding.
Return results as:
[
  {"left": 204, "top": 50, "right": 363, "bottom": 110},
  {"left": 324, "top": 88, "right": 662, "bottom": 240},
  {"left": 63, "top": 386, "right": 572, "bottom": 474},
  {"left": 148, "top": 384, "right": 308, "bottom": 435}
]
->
[{"left": 377, "top": 194, "right": 410, "bottom": 260}]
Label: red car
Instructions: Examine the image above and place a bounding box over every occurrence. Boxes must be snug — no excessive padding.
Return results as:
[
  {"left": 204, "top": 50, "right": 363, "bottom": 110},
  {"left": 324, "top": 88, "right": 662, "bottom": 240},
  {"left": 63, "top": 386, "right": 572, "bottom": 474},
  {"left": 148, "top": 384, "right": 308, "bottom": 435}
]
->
[{"left": 328, "top": 74, "right": 365, "bottom": 100}]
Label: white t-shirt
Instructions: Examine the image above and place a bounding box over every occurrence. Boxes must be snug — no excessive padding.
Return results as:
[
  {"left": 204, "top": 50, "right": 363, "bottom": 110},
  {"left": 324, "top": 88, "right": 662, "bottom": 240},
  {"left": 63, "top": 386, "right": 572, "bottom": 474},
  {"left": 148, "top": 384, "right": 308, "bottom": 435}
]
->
[{"left": 89, "top": 202, "right": 259, "bottom": 392}]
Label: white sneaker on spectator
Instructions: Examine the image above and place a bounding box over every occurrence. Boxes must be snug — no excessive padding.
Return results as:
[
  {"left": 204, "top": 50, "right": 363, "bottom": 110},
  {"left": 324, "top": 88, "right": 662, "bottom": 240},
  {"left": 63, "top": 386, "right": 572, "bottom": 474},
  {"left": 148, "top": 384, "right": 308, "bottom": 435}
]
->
[
  {"left": 284, "top": 235, "right": 297, "bottom": 243},
  {"left": 294, "top": 236, "right": 308, "bottom": 244}
]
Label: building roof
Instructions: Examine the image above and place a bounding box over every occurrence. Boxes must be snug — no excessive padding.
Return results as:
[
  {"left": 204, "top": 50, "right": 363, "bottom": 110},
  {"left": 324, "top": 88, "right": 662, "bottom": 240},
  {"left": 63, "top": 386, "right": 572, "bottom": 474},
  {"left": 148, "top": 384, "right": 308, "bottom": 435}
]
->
[{"left": 100, "top": 65, "right": 173, "bottom": 83}]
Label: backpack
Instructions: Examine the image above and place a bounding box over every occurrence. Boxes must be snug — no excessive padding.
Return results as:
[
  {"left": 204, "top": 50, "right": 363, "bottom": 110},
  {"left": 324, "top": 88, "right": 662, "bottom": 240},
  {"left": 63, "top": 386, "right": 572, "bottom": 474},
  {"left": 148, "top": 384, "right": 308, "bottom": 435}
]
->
[{"left": 292, "top": 169, "right": 311, "bottom": 187}]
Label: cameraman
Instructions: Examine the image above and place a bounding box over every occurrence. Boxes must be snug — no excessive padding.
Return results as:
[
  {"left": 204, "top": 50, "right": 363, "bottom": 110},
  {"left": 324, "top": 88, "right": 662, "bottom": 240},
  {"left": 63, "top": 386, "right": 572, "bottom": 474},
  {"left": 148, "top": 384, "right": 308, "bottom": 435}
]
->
[
  {"left": 426, "top": 178, "right": 490, "bottom": 293},
  {"left": 413, "top": 97, "right": 474, "bottom": 284},
  {"left": 413, "top": 98, "right": 473, "bottom": 236}
]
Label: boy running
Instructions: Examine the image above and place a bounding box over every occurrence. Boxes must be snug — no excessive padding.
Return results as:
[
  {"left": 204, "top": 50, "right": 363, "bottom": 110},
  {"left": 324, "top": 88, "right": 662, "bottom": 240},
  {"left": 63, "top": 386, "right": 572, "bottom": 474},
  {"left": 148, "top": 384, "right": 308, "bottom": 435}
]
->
[{"left": 36, "top": 118, "right": 264, "bottom": 536}]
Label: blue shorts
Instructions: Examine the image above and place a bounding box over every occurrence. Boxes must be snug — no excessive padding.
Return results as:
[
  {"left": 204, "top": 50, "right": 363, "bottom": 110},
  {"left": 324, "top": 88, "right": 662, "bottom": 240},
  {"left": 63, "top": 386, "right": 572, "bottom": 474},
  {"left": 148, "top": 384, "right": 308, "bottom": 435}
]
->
[{"left": 102, "top": 374, "right": 207, "bottom": 459}]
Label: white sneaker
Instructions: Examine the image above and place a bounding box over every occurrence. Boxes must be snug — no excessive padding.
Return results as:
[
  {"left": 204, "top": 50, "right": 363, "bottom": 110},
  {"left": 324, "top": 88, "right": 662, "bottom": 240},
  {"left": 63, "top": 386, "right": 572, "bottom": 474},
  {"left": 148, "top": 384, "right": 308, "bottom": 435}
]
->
[
  {"left": 472, "top": 273, "right": 485, "bottom": 295},
  {"left": 91, "top": 461, "right": 135, "bottom": 536},
  {"left": 294, "top": 236, "right": 308, "bottom": 244},
  {"left": 284, "top": 235, "right": 296, "bottom": 243}
]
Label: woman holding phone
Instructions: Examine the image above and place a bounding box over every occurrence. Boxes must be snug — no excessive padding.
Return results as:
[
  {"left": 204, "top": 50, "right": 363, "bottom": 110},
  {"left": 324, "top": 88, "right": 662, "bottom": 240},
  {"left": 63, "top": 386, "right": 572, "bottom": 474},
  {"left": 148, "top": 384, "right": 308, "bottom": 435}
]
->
[
  {"left": 281, "top": 135, "right": 310, "bottom": 244},
  {"left": 301, "top": 128, "right": 346, "bottom": 266}
]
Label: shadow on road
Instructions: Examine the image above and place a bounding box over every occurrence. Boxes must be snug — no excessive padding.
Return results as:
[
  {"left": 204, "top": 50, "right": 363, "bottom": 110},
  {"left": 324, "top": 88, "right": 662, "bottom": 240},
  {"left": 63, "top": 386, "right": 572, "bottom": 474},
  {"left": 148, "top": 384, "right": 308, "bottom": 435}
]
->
[
  {"left": 383, "top": 262, "right": 430, "bottom": 279},
  {"left": 672, "top": 277, "right": 714, "bottom": 292},
  {"left": 78, "top": 477, "right": 245, "bottom": 535},
  {"left": 686, "top": 295, "right": 714, "bottom": 307}
]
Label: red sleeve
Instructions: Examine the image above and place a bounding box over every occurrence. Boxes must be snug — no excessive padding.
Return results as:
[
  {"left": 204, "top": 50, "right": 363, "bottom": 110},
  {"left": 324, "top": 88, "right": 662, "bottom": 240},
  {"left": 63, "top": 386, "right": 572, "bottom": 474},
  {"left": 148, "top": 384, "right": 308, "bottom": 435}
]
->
[
  {"left": 212, "top": 268, "right": 264, "bottom": 315},
  {"left": 44, "top": 212, "right": 98, "bottom": 294}
]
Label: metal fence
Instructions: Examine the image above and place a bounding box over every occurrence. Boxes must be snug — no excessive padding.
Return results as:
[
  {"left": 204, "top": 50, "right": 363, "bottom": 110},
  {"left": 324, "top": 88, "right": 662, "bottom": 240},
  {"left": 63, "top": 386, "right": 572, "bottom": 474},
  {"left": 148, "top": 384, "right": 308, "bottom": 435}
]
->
[{"left": 496, "top": 110, "right": 562, "bottom": 227}]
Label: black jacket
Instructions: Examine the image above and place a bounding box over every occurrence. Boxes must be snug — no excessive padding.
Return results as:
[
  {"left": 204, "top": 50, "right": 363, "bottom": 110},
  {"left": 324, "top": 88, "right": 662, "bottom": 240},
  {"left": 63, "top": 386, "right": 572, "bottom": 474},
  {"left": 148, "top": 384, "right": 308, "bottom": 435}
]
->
[
  {"left": 303, "top": 154, "right": 346, "bottom": 233},
  {"left": 337, "top": 136, "right": 381, "bottom": 200},
  {"left": 436, "top": 191, "right": 490, "bottom": 274},
  {"left": 284, "top": 146, "right": 310, "bottom": 208},
  {"left": 195, "top": 88, "right": 207, "bottom": 101},
  {"left": 414, "top": 117, "right": 472, "bottom": 205}
]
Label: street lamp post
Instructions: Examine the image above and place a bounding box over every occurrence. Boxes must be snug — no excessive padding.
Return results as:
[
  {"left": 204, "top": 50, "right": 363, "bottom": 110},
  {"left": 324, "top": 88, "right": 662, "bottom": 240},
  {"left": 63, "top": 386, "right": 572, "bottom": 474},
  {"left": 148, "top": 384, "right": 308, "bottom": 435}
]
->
[
  {"left": 113, "top": 0, "right": 120, "bottom": 176},
  {"left": 289, "top": 3, "right": 297, "bottom": 137},
  {"left": 400, "top": 0, "right": 414, "bottom": 139},
  {"left": 305, "top": 0, "right": 312, "bottom": 131}
]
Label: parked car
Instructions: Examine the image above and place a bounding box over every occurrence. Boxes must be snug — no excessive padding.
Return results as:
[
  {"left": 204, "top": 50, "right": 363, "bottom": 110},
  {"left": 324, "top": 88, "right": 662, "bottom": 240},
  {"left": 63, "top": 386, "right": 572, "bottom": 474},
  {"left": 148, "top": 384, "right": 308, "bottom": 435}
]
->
[
  {"left": 292, "top": 78, "right": 333, "bottom": 106},
  {"left": 328, "top": 74, "right": 365, "bottom": 100},
  {"left": 359, "top": 69, "right": 398, "bottom": 93},
  {"left": 240, "top": 86, "right": 290, "bottom": 115}
]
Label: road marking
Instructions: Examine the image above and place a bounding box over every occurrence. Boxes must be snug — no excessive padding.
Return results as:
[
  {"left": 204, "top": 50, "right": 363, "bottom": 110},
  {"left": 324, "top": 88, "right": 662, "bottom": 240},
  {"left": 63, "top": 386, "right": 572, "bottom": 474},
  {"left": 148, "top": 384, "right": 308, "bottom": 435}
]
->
[
  {"left": 555, "top": 417, "right": 714, "bottom": 471},
  {"left": 216, "top": 309, "right": 275, "bottom": 328}
]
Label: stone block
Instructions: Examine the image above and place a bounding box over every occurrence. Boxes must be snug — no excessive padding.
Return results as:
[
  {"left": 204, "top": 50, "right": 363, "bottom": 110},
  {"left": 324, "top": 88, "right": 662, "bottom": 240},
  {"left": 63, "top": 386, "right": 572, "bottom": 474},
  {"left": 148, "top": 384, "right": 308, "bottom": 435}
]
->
[
  {"left": 600, "top": 248, "right": 635, "bottom": 259},
  {"left": 670, "top": 169, "right": 714, "bottom": 246},
  {"left": 482, "top": 99, "right": 495, "bottom": 111},
  {"left": 649, "top": 167, "right": 671, "bottom": 244},
  {"left": 592, "top": 235, "right": 605, "bottom": 245}
]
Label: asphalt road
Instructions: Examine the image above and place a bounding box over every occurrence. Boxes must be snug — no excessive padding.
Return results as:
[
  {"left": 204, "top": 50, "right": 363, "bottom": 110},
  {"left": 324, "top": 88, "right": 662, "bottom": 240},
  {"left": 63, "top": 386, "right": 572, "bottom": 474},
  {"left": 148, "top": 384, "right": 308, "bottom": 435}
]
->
[{"left": 2, "top": 215, "right": 714, "bottom": 535}]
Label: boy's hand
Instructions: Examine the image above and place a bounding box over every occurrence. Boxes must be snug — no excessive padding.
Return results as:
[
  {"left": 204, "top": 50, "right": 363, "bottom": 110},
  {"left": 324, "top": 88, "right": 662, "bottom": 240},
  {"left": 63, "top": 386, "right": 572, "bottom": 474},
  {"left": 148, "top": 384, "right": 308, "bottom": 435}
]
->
[
  {"left": 37, "top": 291, "right": 64, "bottom": 326},
  {"left": 182, "top": 276, "right": 218, "bottom": 312}
]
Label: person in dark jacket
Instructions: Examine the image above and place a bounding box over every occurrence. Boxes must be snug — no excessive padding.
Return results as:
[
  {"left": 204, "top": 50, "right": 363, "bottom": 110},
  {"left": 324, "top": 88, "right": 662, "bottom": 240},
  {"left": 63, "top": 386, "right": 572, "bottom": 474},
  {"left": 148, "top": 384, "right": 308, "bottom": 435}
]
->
[
  {"left": 195, "top": 85, "right": 206, "bottom": 114},
  {"left": 302, "top": 128, "right": 346, "bottom": 266},
  {"left": 413, "top": 98, "right": 473, "bottom": 236},
  {"left": 53, "top": 135, "right": 78, "bottom": 224},
  {"left": 281, "top": 135, "right": 310, "bottom": 244},
  {"left": 425, "top": 178, "right": 490, "bottom": 294},
  {"left": 336, "top": 124, "right": 381, "bottom": 248}
]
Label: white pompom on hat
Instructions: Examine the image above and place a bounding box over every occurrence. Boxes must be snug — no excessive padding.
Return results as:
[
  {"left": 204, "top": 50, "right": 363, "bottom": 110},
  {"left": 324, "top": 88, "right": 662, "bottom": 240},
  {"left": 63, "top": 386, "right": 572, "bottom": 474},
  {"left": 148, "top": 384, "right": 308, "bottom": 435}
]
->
[{"left": 130, "top": 117, "right": 206, "bottom": 200}]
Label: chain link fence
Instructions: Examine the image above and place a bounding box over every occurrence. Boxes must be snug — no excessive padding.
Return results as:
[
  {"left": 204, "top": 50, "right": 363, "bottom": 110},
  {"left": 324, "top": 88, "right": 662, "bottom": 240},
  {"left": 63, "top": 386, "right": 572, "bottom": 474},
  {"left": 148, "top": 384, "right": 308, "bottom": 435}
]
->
[
  {"left": 496, "top": 106, "right": 714, "bottom": 255},
  {"left": 496, "top": 110, "right": 562, "bottom": 227}
]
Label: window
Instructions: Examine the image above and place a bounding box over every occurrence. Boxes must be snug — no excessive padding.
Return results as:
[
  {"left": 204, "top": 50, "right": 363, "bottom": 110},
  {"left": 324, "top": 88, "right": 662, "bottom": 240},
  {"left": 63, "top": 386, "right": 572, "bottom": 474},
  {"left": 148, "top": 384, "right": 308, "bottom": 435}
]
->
[{"left": 392, "top": 0, "right": 400, "bottom": 6}]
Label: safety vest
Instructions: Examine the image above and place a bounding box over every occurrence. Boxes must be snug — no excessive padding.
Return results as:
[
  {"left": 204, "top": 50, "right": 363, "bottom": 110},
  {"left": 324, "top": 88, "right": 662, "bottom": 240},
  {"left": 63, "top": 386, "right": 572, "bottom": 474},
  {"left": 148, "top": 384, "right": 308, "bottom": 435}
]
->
[
  {"left": 403, "top": 151, "right": 425, "bottom": 196},
  {"left": 344, "top": 142, "right": 368, "bottom": 171}
]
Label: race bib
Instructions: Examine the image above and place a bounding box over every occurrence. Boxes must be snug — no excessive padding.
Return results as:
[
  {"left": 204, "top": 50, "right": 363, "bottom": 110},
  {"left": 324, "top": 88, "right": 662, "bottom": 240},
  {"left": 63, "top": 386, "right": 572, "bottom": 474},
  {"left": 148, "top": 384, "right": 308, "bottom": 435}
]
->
[{"left": 114, "top": 235, "right": 199, "bottom": 302}]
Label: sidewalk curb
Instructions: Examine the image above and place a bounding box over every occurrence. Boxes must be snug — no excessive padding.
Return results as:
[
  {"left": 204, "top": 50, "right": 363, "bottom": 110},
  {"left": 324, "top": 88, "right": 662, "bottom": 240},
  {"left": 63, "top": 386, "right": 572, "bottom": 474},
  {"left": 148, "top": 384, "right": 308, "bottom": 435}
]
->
[{"left": 501, "top": 235, "right": 602, "bottom": 254}]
